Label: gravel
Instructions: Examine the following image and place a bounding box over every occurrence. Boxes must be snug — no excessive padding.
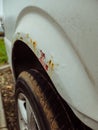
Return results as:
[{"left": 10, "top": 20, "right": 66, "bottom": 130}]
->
[{"left": 0, "top": 66, "right": 17, "bottom": 130}]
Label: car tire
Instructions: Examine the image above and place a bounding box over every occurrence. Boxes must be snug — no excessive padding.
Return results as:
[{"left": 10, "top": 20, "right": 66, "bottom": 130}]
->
[{"left": 15, "top": 69, "right": 91, "bottom": 130}]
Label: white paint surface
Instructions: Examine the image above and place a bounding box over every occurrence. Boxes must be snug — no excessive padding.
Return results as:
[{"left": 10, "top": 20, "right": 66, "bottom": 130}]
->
[{"left": 0, "top": 0, "right": 3, "bottom": 19}]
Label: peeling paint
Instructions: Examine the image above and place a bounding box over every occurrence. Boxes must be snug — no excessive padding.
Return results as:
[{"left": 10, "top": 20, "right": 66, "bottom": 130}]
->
[
  {"left": 38, "top": 50, "right": 55, "bottom": 75},
  {"left": 48, "top": 60, "right": 54, "bottom": 71},
  {"left": 15, "top": 33, "right": 56, "bottom": 75},
  {"left": 33, "top": 41, "right": 37, "bottom": 51},
  {"left": 39, "top": 50, "right": 48, "bottom": 71},
  {"left": 30, "top": 39, "right": 38, "bottom": 54}
]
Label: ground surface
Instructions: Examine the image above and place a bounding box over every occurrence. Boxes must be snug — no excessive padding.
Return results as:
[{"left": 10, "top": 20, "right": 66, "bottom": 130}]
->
[{"left": 0, "top": 67, "right": 17, "bottom": 130}]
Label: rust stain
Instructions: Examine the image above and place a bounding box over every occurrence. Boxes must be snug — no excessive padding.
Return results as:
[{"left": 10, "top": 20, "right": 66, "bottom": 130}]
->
[
  {"left": 23, "top": 35, "right": 56, "bottom": 73},
  {"left": 20, "top": 37, "right": 23, "bottom": 40},
  {"left": 39, "top": 50, "right": 48, "bottom": 71},
  {"left": 29, "top": 37, "right": 37, "bottom": 52},
  {"left": 48, "top": 60, "right": 54, "bottom": 71},
  {"left": 38, "top": 50, "right": 55, "bottom": 74},
  {"left": 33, "top": 41, "right": 37, "bottom": 50}
]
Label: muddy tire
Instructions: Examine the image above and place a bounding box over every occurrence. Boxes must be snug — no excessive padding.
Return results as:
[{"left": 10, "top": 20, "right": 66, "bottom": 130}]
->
[{"left": 15, "top": 69, "right": 91, "bottom": 130}]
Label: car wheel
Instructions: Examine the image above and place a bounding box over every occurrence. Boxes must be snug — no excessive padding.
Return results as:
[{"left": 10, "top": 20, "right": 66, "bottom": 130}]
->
[{"left": 15, "top": 69, "right": 76, "bottom": 130}]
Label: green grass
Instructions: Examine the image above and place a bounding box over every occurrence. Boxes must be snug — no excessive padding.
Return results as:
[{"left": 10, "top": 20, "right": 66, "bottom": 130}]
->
[{"left": 0, "top": 38, "right": 8, "bottom": 65}]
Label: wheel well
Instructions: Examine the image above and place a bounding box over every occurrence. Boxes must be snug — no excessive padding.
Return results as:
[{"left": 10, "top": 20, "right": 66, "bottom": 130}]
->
[
  {"left": 12, "top": 40, "right": 91, "bottom": 129},
  {"left": 12, "top": 40, "right": 50, "bottom": 81},
  {"left": 12, "top": 40, "right": 62, "bottom": 102}
]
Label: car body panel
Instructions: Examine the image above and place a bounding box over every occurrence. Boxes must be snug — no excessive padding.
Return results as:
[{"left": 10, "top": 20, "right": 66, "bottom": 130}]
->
[{"left": 2, "top": 0, "right": 98, "bottom": 129}]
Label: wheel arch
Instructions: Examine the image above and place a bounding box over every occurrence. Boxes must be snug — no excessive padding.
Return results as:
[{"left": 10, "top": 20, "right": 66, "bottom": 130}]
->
[{"left": 12, "top": 39, "right": 52, "bottom": 84}]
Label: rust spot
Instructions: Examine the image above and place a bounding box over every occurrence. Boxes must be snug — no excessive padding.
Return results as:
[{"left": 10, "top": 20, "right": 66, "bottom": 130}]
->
[
  {"left": 45, "top": 65, "right": 48, "bottom": 71},
  {"left": 41, "top": 50, "right": 45, "bottom": 58},
  {"left": 51, "top": 63, "right": 54, "bottom": 70},
  {"left": 48, "top": 60, "right": 54, "bottom": 71},
  {"left": 49, "top": 60, "right": 52, "bottom": 65},
  {"left": 32, "top": 41, "right": 37, "bottom": 52},
  {"left": 33, "top": 41, "right": 37, "bottom": 49},
  {"left": 20, "top": 37, "right": 23, "bottom": 40},
  {"left": 39, "top": 50, "right": 48, "bottom": 71}
]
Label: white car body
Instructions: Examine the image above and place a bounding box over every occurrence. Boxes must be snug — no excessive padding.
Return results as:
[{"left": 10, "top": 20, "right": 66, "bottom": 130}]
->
[{"left": 1, "top": 0, "right": 98, "bottom": 129}]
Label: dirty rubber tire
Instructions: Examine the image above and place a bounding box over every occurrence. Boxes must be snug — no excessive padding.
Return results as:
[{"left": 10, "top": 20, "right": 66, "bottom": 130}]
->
[{"left": 15, "top": 69, "right": 91, "bottom": 130}]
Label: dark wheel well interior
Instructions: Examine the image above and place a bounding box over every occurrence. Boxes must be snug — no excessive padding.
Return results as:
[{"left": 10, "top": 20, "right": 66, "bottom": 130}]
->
[{"left": 12, "top": 40, "right": 50, "bottom": 81}]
